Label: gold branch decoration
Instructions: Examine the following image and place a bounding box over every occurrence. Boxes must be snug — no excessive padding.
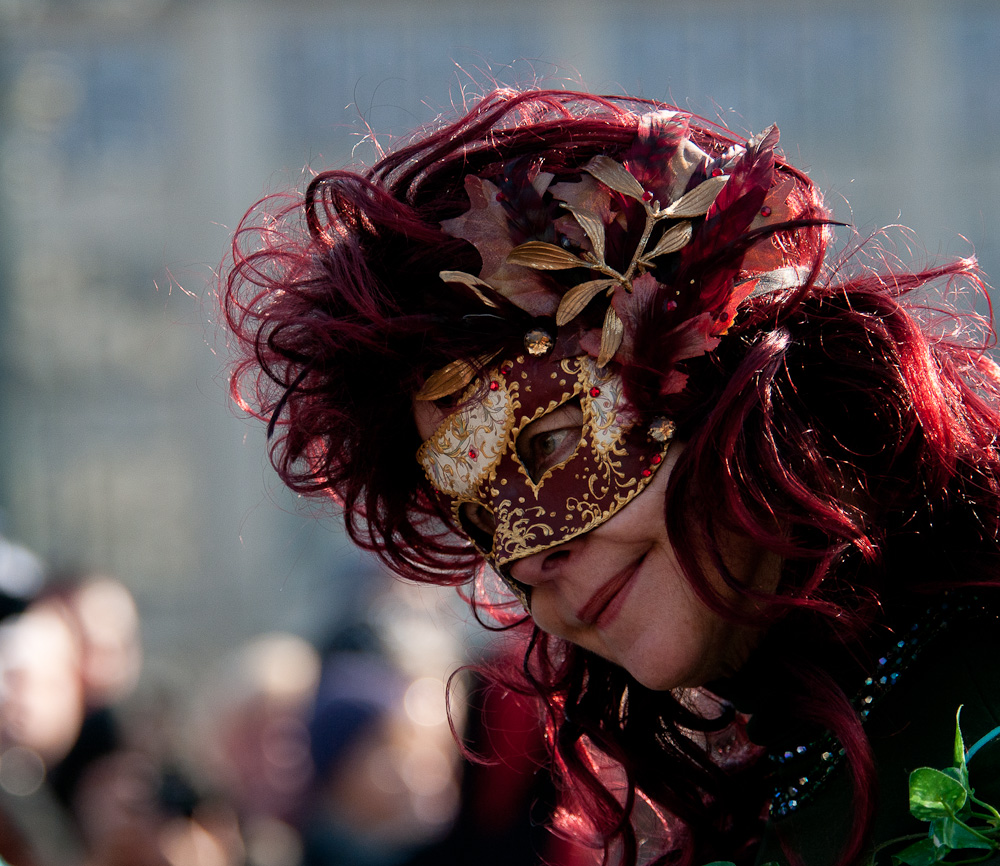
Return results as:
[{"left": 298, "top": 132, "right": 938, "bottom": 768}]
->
[{"left": 504, "top": 156, "right": 728, "bottom": 365}]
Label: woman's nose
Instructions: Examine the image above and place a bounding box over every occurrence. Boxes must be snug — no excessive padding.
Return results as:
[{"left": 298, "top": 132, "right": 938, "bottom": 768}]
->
[{"left": 508, "top": 544, "right": 573, "bottom": 586}]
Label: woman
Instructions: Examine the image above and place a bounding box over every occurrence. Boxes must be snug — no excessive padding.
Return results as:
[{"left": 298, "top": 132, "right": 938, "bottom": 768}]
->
[{"left": 222, "top": 88, "right": 1000, "bottom": 865}]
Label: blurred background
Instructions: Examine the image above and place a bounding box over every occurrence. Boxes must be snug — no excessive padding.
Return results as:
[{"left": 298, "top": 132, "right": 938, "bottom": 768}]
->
[{"left": 0, "top": 0, "right": 997, "bottom": 863}]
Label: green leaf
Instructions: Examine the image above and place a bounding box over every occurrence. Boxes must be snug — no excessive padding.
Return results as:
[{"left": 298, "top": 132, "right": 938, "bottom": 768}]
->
[
  {"left": 891, "top": 838, "right": 950, "bottom": 866},
  {"left": 929, "top": 817, "right": 996, "bottom": 850},
  {"left": 910, "top": 767, "right": 969, "bottom": 819},
  {"left": 955, "top": 706, "right": 967, "bottom": 770},
  {"left": 939, "top": 766, "right": 973, "bottom": 816}
]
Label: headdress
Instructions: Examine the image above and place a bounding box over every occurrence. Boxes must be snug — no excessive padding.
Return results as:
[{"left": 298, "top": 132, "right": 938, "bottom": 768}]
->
[{"left": 414, "top": 109, "right": 814, "bottom": 606}]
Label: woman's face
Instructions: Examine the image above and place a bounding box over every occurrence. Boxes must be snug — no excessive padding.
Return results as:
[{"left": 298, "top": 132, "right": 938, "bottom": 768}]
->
[
  {"left": 507, "top": 442, "right": 768, "bottom": 690},
  {"left": 416, "top": 398, "right": 771, "bottom": 691}
]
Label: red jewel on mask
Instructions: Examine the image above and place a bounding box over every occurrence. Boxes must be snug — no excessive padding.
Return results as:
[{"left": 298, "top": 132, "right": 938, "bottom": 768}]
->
[
  {"left": 642, "top": 190, "right": 654, "bottom": 203},
  {"left": 760, "top": 205, "right": 772, "bottom": 217},
  {"left": 469, "top": 449, "right": 477, "bottom": 459},
  {"left": 711, "top": 167, "right": 724, "bottom": 177},
  {"left": 489, "top": 380, "right": 500, "bottom": 391},
  {"left": 641, "top": 468, "right": 652, "bottom": 477},
  {"left": 651, "top": 454, "right": 662, "bottom": 465},
  {"left": 589, "top": 387, "right": 601, "bottom": 397}
]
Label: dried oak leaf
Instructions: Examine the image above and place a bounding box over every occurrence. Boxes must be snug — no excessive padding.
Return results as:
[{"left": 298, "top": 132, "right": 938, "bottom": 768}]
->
[
  {"left": 550, "top": 175, "right": 620, "bottom": 249},
  {"left": 440, "top": 175, "right": 559, "bottom": 317}
]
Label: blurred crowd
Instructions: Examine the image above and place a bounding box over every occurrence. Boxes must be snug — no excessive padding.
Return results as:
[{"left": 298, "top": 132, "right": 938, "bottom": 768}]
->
[{"left": 0, "top": 533, "right": 592, "bottom": 866}]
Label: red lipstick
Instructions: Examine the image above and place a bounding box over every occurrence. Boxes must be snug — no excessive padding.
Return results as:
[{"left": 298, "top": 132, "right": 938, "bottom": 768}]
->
[{"left": 577, "top": 556, "right": 643, "bottom": 625}]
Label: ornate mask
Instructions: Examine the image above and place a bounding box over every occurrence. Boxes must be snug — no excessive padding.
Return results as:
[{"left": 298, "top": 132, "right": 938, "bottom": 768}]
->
[{"left": 417, "top": 348, "right": 674, "bottom": 605}]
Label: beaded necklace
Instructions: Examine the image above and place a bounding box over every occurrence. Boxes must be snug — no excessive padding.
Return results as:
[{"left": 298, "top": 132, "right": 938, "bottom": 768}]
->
[{"left": 768, "top": 593, "right": 988, "bottom": 818}]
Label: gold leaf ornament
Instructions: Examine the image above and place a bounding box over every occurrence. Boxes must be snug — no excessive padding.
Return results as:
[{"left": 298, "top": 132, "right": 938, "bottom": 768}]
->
[
  {"left": 584, "top": 155, "right": 647, "bottom": 201},
  {"left": 506, "top": 241, "right": 588, "bottom": 270},
  {"left": 416, "top": 351, "right": 501, "bottom": 401},
  {"left": 660, "top": 174, "right": 728, "bottom": 218},
  {"left": 556, "top": 279, "right": 617, "bottom": 326},
  {"left": 598, "top": 306, "right": 625, "bottom": 368},
  {"left": 641, "top": 221, "right": 693, "bottom": 262},
  {"left": 439, "top": 270, "right": 500, "bottom": 308},
  {"left": 558, "top": 203, "right": 607, "bottom": 261}
]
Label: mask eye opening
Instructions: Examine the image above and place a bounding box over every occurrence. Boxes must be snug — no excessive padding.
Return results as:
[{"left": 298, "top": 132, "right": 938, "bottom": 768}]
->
[
  {"left": 457, "top": 502, "right": 496, "bottom": 555},
  {"left": 515, "top": 397, "right": 584, "bottom": 484}
]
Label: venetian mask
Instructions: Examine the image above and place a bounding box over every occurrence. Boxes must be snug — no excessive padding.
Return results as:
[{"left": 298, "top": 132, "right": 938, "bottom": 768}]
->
[{"left": 417, "top": 348, "right": 674, "bottom": 607}]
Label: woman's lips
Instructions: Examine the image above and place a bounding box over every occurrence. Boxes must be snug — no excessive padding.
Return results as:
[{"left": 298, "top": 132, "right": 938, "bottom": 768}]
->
[{"left": 577, "top": 556, "right": 643, "bottom": 625}]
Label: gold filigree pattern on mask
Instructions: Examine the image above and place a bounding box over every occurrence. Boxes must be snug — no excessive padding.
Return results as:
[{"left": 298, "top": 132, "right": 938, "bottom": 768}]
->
[{"left": 416, "top": 379, "right": 514, "bottom": 498}]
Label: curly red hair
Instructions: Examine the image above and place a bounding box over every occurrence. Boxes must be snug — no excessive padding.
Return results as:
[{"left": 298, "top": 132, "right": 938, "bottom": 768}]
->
[{"left": 222, "top": 88, "right": 1000, "bottom": 865}]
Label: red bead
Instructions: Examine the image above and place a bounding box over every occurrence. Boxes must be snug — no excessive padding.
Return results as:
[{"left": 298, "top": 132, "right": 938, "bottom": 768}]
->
[
  {"left": 641, "top": 468, "right": 652, "bottom": 477},
  {"left": 489, "top": 380, "right": 500, "bottom": 391},
  {"left": 651, "top": 454, "right": 662, "bottom": 465},
  {"left": 589, "top": 387, "right": 600, "bottom": 397},
  {"left": 666, "top": 300, "right": 678, "bottom": 311},
  {"left": 760, "top": 205, "right": 772, "bottom": 217},
  {"left": 711, "top": 167, "right": 724, "bottom": 177},
  {"left": 495, "top": 192, "right": 507, "bottom": 202},
  {"left": 468, "top": 449, "right": 477, "bottom": 459},
  {"left": 642, "top": 190, "right": 654, "bottom": 203},
  {"left": 500, "top": 366, "right": 511, "bottom": 376}
]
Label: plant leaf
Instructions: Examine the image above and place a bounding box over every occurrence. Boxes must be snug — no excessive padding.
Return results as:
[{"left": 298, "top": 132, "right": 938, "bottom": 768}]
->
[
  {"left": 597, "top": 305, "right": 625, "bottom": 367},
  {"left": 584, "top": 155, "right": 646, "bottom": 201},
  {"left": 507, "top": 241, "right": 588, "bottom": 270},
  {"left": 891, "top": 838, "right": 950, "bottom": 866},
  {"left": 559, "top": 203, "right": 607, "bottom": 261},
  {"left": 929, "top": 817, "right": 995, "bottom": 850},
  {"left": 439, "top": 270, "right": 501, "bottom": 308},
  {"left": 661, "top": 175, "right": 729, "bottom": 218},
  {"left": 910, "top": 767, "right": 969, "bottom": 820},
  {"left": 643, "top": 221, "right": 694, "bottom": 260},
  {"left": 955, "top": 705, "right": 967, "bottom": 771},
  {"left": 556, "top": 279, "right": 616, "bottom": 326}
]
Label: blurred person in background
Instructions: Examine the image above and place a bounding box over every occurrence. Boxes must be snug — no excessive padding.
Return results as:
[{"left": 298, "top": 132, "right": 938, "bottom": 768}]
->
[
  {"left": 222, "top": 87, "right": 1000, "bottom": 865},
  {"left": 186, "top": 631, "right": 321, "bottom": 866},
  {"left": 300, "top": 630, "right": 459, "bottom": 866},
  {"left": 0, "top": 568, "right": 242, "bottom": 866}
]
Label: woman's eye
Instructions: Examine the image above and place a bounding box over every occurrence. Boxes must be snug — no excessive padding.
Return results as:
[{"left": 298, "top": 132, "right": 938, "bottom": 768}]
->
[
  {"left": 459, "top": 503, "right": 496, "bottom": 552},
  {"left": 516, "top": 402, "right": 584, "bottom": 482}
]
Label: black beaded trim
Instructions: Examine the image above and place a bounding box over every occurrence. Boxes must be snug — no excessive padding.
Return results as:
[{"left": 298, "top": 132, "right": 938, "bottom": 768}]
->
[{"left": 768, "top": 594, "right": 986, "bottom": 818}]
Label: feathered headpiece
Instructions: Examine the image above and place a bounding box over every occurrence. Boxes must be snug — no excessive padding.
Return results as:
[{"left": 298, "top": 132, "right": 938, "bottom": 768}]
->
[{"left": 419, "top": 110, "right": 809, "bottom": 401}]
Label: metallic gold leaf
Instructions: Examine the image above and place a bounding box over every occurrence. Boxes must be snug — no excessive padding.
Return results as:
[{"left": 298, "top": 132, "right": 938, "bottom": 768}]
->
[
  {"left": 661, "top": 175, "right": 728, "bottom": 218},
  {"left": 555, "top": 279, "right": 616, "bottom": 326},
  {"left": 643, "top": 221, "right": 693, "bottom": 261},
  {"left": 507, "top": 241, "right": 588, "bottom": 270},
  {"left": 559, "top": 204, "right": 606, "bottom": 261},
  {"left": 584, "top": 156, "right": 646, "bottom": 201},
  {"left": 597, "top": 305, "right": 625, "bottom": 367},
  {"left": 415, "top": 351, "right": 500, "bottom": 401},
  {"left": 415, "top": 360, "right": 478, "bottom": 401},
  {"left": 439, "top": 270, "right": 500, "bottom": 308}
]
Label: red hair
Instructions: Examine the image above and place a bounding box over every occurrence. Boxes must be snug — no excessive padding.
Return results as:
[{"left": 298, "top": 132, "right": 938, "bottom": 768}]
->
[{"left": 222, "top": 87, "right": 1000, "bottom": 865}]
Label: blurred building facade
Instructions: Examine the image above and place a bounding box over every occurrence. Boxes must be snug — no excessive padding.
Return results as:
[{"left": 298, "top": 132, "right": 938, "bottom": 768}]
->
[{"left": 0, "top": 0, "right": 997, "bottom": 670}]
